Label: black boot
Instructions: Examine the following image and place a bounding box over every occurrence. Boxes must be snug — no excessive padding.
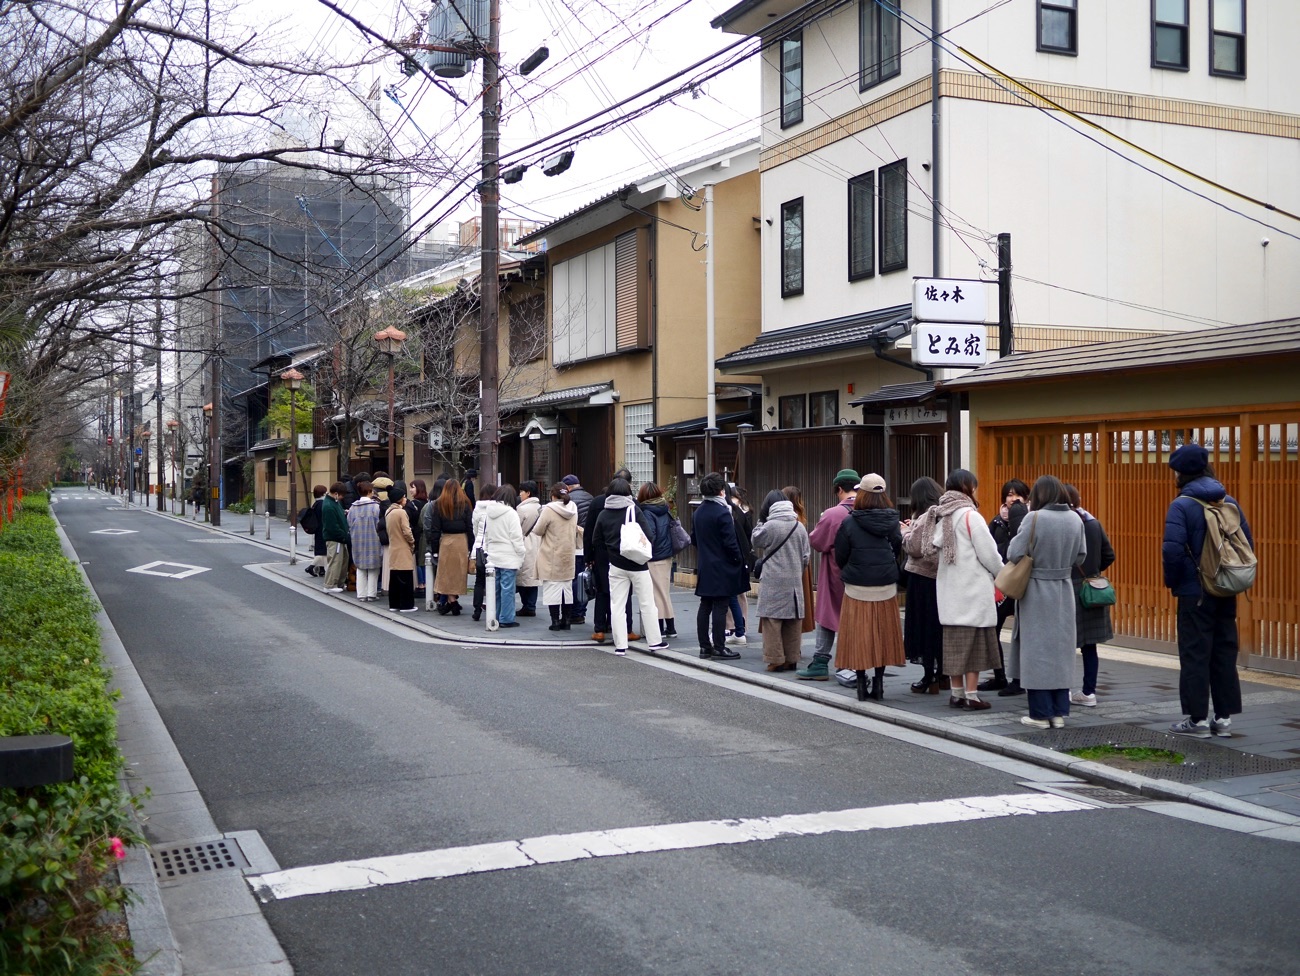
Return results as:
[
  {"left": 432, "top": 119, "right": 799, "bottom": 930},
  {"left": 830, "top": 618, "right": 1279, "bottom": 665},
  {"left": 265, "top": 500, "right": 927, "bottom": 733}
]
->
[
  {"left": 870, "top": 667, "right": 885, "bottom": 700},
  {"left": 856, "top": 670, "right": 870, "bottom": 702},
  {"left": 549, "top": 606, "right": 566, "bottom": 631},
  {"left": 664, "top": 619, "right": 677, "bottom": 638}
]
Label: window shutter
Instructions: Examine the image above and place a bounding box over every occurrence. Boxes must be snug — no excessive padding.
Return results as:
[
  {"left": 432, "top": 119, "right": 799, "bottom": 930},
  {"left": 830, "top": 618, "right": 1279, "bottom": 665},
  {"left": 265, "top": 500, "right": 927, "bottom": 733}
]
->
[{"left": 614, "top": 231, "right": 638, "bottom": 349}]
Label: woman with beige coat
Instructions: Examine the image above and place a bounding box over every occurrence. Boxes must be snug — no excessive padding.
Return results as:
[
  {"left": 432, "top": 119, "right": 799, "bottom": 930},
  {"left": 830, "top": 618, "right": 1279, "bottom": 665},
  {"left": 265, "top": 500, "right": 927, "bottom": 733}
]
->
[
  {"left": 532, "top": 484, "right": 582, "bottom": 631},
  {"left": 385, "top": 484, "right": 417, "bottom": 612}
]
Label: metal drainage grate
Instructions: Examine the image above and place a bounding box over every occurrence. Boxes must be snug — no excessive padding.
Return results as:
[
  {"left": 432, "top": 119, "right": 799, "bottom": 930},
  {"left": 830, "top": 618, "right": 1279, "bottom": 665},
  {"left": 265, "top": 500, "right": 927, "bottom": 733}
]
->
[
  {"left": 1045, "top": 784, "right": 1153, "bottom": 807},
  {"left": 151, "top": 838, "right": 250, "bottom": 881}
]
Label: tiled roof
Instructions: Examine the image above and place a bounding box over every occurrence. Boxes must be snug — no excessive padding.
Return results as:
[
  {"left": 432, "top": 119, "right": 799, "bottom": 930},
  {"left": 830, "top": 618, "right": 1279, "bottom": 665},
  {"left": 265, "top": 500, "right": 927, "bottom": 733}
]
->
[
  {"left": 643, "top": 409, "right": 755, "bottom": 436},
  {"left": 849, "top": 381, "right": 941, "bottom": 408},
  {"left": 716, "top": 305, "right": 911, "bottom": 370},
  {"left": 500, "top": 381, "right": 615, "bottom": 413},
  {"left": 941, "top": 318, "right": 1300, "bottom": 390}
]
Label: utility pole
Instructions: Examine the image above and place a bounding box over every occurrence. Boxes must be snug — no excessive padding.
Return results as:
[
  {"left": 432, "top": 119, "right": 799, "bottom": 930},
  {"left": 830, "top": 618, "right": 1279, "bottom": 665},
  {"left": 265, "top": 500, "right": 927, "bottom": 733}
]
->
[
  {"left": 155, "top": 294, "right": 165, "bottom": 511},
  {"left": 478, "top": 0, "right": 501, "bottom": 489},
  {"left": 208, "top": 175, "right": 222, "bottom": 526},
  {"left": 998, "top": 232, "right": 1013, "bottom": 357}
]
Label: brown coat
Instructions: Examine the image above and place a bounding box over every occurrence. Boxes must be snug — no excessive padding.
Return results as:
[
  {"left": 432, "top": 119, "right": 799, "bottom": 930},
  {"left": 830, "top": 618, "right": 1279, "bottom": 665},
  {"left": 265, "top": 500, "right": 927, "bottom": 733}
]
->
[
  {"left": 386, "top": 505, "right": 416, "bottom": 571},
  {"left": 532, "top": 500, "right": 581, "bottom": 582}
]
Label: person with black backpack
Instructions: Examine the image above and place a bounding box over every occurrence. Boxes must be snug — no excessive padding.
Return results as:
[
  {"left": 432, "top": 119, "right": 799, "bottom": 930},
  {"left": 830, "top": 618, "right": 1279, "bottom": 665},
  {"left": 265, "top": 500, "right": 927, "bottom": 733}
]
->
[{"left": 1162, "top": 443, "right": 1255, "bottom": 739}]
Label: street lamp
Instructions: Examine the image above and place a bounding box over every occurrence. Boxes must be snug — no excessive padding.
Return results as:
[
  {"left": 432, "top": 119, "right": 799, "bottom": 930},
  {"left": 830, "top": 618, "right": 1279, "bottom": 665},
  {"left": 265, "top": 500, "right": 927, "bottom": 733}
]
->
[
  {"left": 373, "top": 327, "right": 406, "bottom": 477},
  {"left": 281, "top": 368, "right": 304, "bottom": 566}
]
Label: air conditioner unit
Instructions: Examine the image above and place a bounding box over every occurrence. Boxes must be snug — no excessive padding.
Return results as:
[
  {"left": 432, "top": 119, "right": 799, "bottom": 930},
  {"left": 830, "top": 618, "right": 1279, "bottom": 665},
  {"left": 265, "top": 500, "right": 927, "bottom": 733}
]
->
[{"left": 183, "top": 464, "right": 198, "bottom": 480}]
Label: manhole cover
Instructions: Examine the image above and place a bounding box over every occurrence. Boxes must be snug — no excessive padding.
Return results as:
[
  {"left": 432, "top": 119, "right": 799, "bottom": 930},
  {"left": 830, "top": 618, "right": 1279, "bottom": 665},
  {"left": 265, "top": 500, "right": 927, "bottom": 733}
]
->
[
  {"left": 151, "top": 838, "right": 250, "bottom": 881},
  {"left": 1010, "top": 722, "right": 1300, "bottom": 783},
  {"left": 1044, "top": 784, "right": 1153, "bottom": 807}
]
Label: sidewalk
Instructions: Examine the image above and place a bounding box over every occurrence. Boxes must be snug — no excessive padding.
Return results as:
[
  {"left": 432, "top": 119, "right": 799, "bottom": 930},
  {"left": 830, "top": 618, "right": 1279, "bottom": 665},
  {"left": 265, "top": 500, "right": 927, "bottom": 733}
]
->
[{"left": 178, "top": 503, "right": 1300, "bottom": 825}]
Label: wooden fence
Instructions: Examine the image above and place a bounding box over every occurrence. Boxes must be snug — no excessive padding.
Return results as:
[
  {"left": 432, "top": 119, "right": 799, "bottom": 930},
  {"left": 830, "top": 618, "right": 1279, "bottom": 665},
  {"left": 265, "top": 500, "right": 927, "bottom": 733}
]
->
[{"left": 977, "top": 407, "right": 1300, "bottom": 673}]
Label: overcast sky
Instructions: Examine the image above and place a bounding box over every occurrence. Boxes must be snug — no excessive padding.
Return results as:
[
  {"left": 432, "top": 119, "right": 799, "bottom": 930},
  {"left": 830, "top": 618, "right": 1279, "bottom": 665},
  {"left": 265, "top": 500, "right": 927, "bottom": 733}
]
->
[{"left": 252, "top": 0, "right": 761, "bottom": 241}]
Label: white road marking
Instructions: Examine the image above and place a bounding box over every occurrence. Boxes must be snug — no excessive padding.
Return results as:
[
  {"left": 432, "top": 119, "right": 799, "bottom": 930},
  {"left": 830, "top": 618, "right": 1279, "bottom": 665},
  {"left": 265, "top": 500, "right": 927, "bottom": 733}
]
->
[
  {"left": 249, "top": 792, "right": 1094, "bottom": 902},
  {"left": 91, "top": 528, "right": 138, "bottom": 535},
  {"left": 126, "top": 560, "right": 210, "bottom": 579}
]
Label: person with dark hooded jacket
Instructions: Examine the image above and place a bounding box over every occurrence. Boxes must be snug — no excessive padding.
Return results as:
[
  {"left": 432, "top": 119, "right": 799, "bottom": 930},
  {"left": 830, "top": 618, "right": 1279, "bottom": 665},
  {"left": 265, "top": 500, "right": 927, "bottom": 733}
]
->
[
  {"left": 1162, "top": 443, "right": 1254, "bottom": 739},
  {"left": 591, "top": 479, "right": 667, "bottom": 655},
  {"left": 833, "top": 473, "right": 905, "bottom": 701}
]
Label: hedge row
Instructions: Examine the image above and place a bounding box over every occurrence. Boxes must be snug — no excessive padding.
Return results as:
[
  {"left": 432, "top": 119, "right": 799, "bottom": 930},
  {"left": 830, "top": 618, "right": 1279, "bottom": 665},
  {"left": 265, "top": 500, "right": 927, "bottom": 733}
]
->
[{"left": 0, "top": 493, "right": 140, "bottom": 975}]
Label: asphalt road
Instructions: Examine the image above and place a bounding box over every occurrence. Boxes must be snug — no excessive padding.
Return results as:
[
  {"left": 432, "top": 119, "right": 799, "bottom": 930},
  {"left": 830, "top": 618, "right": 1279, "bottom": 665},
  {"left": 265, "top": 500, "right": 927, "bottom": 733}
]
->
[{"left": 56, "top": 491, "right": 1300, "bottom": 976}]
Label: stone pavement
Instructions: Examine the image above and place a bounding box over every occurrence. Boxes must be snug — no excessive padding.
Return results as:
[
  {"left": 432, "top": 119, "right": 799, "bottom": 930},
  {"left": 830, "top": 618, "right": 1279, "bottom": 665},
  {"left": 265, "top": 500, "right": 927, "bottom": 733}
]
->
[{"left": 171, "top": 503, "right": 1300, "bottom": 822}]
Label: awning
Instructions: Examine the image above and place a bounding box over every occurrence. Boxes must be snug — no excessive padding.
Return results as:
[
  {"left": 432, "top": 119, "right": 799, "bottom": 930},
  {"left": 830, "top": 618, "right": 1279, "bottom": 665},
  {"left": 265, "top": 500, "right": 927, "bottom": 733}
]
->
[
  {"left": 249, "top": 437, "right": 287, "bottom": 452},
  {"left": 499, "top": 381, "right": 616, "bottom": 413},
  {"left": 716, "top": 306, "right": 911, "bottom": 372},
  {"left": 643, "top": 409, "right": 755, "bottom": 437},
  {"left": 848, "top": 381, "right": 942, "bottom": 409}
]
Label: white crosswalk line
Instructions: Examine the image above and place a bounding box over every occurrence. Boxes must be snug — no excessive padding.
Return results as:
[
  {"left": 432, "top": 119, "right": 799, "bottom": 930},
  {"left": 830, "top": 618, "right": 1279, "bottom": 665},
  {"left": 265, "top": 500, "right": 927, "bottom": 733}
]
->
[{"left": 249, "top": 792, "right": 1095, "bottom": 902}]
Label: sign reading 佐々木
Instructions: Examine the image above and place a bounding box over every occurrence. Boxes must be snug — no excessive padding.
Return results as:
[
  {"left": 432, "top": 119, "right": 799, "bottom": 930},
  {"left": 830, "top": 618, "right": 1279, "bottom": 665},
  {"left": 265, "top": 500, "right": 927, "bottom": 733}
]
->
[
  {"left": 912, "top": 277, "right": 989, "bottom": 324},
  {"left": 913, "top": 324, "right": 987, "bottom": 367}
]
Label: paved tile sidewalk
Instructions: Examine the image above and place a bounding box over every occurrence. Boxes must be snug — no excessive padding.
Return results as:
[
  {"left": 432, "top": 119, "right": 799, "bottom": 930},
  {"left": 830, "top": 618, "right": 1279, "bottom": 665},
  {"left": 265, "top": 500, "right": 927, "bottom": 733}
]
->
[{"left": 181, "top": 505, "right": 1300, "bottom": 820}]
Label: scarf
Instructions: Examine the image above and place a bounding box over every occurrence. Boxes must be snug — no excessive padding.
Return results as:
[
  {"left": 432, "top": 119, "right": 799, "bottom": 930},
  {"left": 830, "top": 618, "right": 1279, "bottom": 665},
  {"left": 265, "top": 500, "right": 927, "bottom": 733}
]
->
[{"left": 928, "top": 489, "right": 977, "bottom": 565}]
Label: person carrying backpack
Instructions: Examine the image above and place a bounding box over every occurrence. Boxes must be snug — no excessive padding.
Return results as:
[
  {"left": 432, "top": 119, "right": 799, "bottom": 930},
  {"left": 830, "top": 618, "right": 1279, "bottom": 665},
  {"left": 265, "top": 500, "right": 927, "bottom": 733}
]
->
[{"left": 1162, "top": 443, "right": 1255, "bottom": 739}]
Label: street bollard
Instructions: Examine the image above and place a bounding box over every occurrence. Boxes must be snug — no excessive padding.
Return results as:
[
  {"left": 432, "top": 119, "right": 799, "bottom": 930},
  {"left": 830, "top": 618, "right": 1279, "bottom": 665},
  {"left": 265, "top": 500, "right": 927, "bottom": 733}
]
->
[
  {"left": 484, "top": 563, "right": 498, "bottom": 632},
  {"left": 289, "top": 525, "right": 297, "bottom": 566},
  {"left": 424, "top": 551, "right": 435, "bottom": 611},
  {"left": 249, "top": 506, "right": 255, "bottom": 535},
  {"left": 264, "top": 511, "right": 271, "bottom": 540}
]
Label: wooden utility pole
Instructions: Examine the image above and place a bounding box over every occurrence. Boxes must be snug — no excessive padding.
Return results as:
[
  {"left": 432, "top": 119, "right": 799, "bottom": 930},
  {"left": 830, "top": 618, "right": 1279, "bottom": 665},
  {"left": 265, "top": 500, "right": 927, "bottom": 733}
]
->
[
  {"left": 998, "top": 233, "right": 1013, "bottom": 357},
  {"left": 478, "top": 0, "right": 501, "bottom": 489}
]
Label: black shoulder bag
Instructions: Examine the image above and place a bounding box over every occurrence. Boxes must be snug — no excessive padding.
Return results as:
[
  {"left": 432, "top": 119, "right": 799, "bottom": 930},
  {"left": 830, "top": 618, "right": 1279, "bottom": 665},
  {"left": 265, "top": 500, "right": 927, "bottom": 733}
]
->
[{"left": 752, "top": 524, "right": 797, "bottom": 581}]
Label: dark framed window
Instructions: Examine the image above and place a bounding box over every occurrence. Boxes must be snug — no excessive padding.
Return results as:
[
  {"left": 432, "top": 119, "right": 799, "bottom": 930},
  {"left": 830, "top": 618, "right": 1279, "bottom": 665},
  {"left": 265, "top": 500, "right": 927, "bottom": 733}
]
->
[
  {"left": 1152, "top": 0, "right": 1189, "bottom": 69},
  {"left": 848, "top": 173, "right": 875, "bottom": 281},
  {"left": 859, "top": 0, "right": 901, "bottom": 91},
  {"left": 780, "top": 197, "right": 804, "bottom": 298},
  {"left": 1037, "top": 0, "right": 1077, "bottom": 55},
  {"left": 1210, "top": 0, "right": 1246, "bottom": 77},
  {"left": 878, "top": 160, "right": 908, "bottom": 274},
  {"left": 779, "top": 394, "right": 807, "bottom": 430},
  {"left": 809, "top": 391, "right": 839, "bottom": 427},
  {"left": 780, "top": 32, "right": 803, "bottom": 128}
]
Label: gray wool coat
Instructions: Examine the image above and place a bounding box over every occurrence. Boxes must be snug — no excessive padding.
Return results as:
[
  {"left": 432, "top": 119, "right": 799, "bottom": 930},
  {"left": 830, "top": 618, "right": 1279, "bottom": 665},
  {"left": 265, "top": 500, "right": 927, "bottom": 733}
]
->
[
  {"left": 752, "top": 502, "right": 811, "bottom": 621},
  {"left": 1006, "top": 505, "right": 1087, "bottom": 690}
]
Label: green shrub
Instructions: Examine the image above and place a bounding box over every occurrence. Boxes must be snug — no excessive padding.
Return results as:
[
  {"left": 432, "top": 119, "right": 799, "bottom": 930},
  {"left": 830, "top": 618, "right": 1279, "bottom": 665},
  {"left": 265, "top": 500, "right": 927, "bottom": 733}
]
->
[{"left": 0, "top": 495, "right": 140, "bottom": 974}]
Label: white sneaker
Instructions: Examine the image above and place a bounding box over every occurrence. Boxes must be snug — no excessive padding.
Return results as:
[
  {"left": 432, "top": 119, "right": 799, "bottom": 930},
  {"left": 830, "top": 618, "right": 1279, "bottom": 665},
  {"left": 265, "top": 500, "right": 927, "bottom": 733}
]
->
[
  {"left": 1049, "top": 716, "right": 1065, "bottom": 729},
  {"left": 1211, "top": 717, "right": 1232, "bottom": 738},
  {"left": 1069, "top": 691, "right": 1097, "bottom": 707},
  {"left": 325, "top": 587, "right": 344, "bottom": 593},
  {"left": 1020, "top": 716, "right": 1050, "bottom": 729},
  {"left": 725, "top": 634, "right": 748, "bottom": 645}
]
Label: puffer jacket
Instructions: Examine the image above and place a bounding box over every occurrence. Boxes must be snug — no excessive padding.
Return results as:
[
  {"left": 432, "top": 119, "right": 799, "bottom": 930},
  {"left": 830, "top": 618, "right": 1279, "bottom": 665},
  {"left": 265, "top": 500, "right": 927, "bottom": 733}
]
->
[
  {"left": 481, "top": 501, "right": 525, "bottom": 570},
  {"left": 532, "top": 500, "right": 580, "bottom": 581},
  {"left": 1162, "top": 475, "right": 1253, "bottom": 597},
  {"left": 640, "top": 497, "right": 674, "bottom": 562},
  {"left": 517, "top": 496, "right": 542, "bottom": 586},
  {"left": 834, "top": 507, "right": 902, "bottom": 587}
]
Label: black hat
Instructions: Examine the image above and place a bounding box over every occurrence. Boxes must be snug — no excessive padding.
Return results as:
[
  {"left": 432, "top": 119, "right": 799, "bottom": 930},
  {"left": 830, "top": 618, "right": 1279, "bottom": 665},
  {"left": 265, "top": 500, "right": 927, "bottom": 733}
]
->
[{"left": 1168, "top": 443, "right": 1209, "bottom": 475}]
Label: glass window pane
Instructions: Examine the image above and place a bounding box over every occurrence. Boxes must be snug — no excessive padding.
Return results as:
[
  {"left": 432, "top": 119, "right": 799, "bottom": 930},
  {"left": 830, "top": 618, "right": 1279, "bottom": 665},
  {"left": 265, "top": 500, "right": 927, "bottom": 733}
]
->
[
  {"left": 860, "top": 2, "right": 879, "bottom": 87},
  {"left": 1155, "top": 0, "right": 1187, "bottom": 25},
  {"left": 848, "top": 174, "right": 874, "bottom": 280},
  {"left": 879, "top": 162, "right": 907, "bottom": 273},
  {"left": 781, "top": 199, "right": 803, "bottom": 297},
  {"left": 1154, "top": 25, "right": 1185, "bottom": 65},
  {"left": 1213, "top": 34, "right": 1243, "bottom": 73},
  {"left": 881, "top": 9, "right": 900, "bottom": 76},
  {"left": 1213, "top": 0, "right": 1244, "bottom": 34},
  {"left": 781, "top": 35, "right": 802, "bottom": 126},
  {"left": 1041, "top": 9, "right": 1072, "bottom": 49}
]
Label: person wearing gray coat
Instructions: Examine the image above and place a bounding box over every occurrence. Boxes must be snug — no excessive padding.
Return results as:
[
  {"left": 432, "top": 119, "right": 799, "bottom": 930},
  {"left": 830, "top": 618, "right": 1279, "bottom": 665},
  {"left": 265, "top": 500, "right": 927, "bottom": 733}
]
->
[
  {"left": 1006, "top": 475, "right": 1087, "bottom": 728},
  {"left": 752, "top": 491, "right": 812, "bottom": 671}
]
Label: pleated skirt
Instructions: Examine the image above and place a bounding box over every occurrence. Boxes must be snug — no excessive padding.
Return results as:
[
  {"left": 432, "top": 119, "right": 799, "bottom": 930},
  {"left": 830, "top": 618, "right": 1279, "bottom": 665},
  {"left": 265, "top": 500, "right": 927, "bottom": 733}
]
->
[{"left": 835, "top": 594, "right": 906, "bottom": 671}]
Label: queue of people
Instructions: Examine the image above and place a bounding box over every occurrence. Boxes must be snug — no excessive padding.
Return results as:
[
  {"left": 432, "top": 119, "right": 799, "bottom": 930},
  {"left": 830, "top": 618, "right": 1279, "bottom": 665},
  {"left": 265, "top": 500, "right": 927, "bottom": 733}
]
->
[{"left": 298, "top": 441, "right": 1251, "bottom": 736}]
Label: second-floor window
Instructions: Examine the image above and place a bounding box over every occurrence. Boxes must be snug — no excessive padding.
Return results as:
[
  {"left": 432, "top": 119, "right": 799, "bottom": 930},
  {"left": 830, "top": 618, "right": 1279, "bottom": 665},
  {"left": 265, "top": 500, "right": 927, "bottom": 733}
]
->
[
  {"left": 781, "top": 198, "right": 804, "bottom": 298},
  {"left": 551, "top": 231, "right": 643, "bottom": 365},
  {"left": 1038, "top": 0, "right": 1077, "bottom": 55},
  {"left": 1152, "top": 0, "right": 1189, "bottom": 69},
  {"left": 780, "top": 32, "right": 803, "bottom": 128},
  {"left": 848, "top": 172, "right": 875, "bottom": 281},
  {"left": 1210, "top": 0, "right": 1246, "bottom": 77},
  {"left": 878, "top": 160, "right": 908, "bottom": 274},
  {"left": 860, "top": 0, "right": 901, "bottom": 90}
]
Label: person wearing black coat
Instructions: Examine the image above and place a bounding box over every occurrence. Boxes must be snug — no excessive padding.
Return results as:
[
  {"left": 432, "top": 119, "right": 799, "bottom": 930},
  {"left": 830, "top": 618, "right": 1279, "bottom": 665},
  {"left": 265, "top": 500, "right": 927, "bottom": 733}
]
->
[
  {"left": 306, "top": 484, "right": 328, "bottom": 578},
  {"left": 832, "top": 474, "right": 906, "bottom": 700},
  {"left": 692, "top": 472, "right": 748, "bottom": 660},
  {"left": 1063, "top": 484, "right": 1116, "bottom": 708},
  {"left": 590, "top": 480, "right": 667, "bottom": 654},
  {"left": 561, "top": 475, "right": 594, "bottom": 624},
  {"left": 982, "top": 477, "right": 1030, "bottom": 695},
  {"left": 724, "top": 484, "right": 753, "bottom": 646},
  {"left": 582, "top": 468, "right": 636, "bottom": 644}
]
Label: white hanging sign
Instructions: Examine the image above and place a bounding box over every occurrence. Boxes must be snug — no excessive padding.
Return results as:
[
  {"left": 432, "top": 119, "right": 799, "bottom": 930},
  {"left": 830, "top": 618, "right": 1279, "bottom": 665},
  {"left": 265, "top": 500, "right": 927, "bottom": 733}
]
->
[
  {"left": 913, "top": 323, "right": 988, "bottom": 367},
  {"left": 912, "top": 277, "right": 991, "bottom": 324}
]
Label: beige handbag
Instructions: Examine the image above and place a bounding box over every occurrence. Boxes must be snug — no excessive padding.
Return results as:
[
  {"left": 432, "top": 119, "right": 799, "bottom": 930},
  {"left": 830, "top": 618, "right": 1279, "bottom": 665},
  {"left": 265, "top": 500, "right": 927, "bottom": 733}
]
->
[{"left": 993, "top": 514, "right": 1038, "bottom": 601}]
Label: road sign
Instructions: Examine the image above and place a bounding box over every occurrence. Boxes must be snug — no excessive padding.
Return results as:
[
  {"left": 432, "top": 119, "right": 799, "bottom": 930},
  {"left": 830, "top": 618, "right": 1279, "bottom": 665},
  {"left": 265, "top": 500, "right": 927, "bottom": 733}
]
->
[
  {"left": 135, "top": 447, "right": 143, "bottom": 456},
  {"left": 913, "top": 323, "right": 988, "bottom": 367},
  {"left": 912, "top": 277, "right": 991, "bottom": 324}
]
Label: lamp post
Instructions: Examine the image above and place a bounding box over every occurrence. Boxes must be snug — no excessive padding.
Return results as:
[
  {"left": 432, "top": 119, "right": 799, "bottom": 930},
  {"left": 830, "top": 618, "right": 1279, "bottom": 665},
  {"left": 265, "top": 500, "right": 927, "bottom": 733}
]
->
[
  {"left": 281, "top": 368, "right": 304, "bottom": 566},
  {"left": 373, "top": 327, "right": 406, "bottom": 477},
  {"left": 140, "top": 429, "right": 151, "bottom": 499},
  {"left": 202, "top": 402, "right": 213, "bottom": 523}
]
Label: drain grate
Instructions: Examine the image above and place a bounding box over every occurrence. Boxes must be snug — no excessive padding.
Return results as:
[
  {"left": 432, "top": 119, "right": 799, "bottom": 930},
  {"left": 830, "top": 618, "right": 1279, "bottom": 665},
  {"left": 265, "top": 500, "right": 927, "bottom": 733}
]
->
[
  {"left": 1045, "top": 784, "right": 1153, "bottom": 807},
  {"left": 151, "top": 838, "right": 250, "bottom": 881}
]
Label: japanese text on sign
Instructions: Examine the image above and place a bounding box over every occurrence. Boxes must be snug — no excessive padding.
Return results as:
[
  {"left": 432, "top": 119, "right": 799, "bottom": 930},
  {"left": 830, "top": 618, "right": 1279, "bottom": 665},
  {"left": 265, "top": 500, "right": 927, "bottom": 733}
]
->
[
  {"left": 912, "top": 323, "right": 988, "bottom": 367},
  {"left": 912, "top": 277, "right": 990, "bottom": 324}
]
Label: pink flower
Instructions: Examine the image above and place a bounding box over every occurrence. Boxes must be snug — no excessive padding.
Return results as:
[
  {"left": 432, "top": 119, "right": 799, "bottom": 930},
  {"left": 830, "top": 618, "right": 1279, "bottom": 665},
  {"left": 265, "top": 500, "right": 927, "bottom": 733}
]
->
[{"left": 109, "top": 837, "right": 126, "bottom": 861}]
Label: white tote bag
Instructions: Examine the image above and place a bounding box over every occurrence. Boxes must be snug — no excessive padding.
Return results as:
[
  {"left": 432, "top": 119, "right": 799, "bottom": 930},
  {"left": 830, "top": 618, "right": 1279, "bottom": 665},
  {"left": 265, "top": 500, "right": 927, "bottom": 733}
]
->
[{"left": 619, "top": 505, "right": 653, "bottom": 564}]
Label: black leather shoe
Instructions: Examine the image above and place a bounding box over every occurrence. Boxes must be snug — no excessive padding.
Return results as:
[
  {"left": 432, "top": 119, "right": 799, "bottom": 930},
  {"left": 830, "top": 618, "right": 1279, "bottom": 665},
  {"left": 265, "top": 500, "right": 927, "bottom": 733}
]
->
[
  {"left": 471, "top": 608, "right": 482, "bottom": 621},
  {"left": 712, "top": 647, "right": 741, "bottom": 661},
  {"left": 977, "top": 674, "right": 1008, "bottom": 691},
  {"left": 997, "top": 680, "right": 1025, "bottom": 697},
  {"left": 699, "top": 648, "right": 715, "bottom": 658}
]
